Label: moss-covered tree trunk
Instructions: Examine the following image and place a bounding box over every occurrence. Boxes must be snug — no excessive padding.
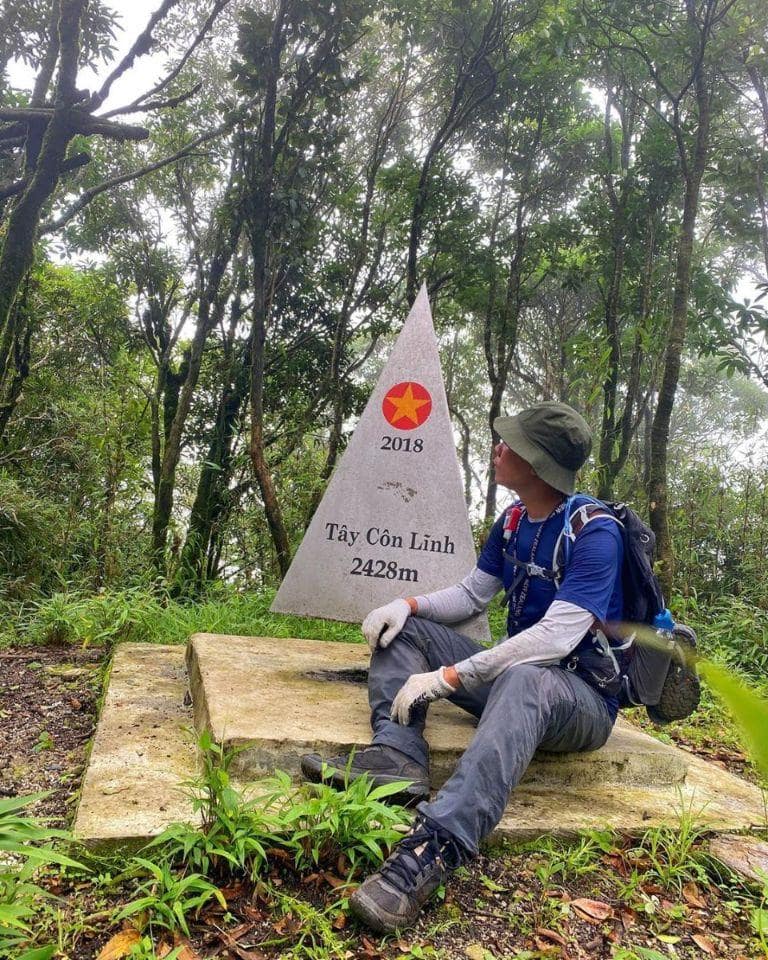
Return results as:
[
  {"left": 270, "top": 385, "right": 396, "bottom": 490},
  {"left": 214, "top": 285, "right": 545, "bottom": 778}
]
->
[{"left": 0, "top": 0, "right": 84, "bottom": 388}]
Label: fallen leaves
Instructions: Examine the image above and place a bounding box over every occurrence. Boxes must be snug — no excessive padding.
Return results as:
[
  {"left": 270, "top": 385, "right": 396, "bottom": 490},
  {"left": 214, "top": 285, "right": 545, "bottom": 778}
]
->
[
  {"left": 322, "top": 870, "right": 346, "bottom": 888},
  {"left": 691, "top": 933, "right": 717, "bottom": 954},
  {"left": 535, "top": 927, "right": 567, "bottom": 946},
  {"left": 620, "top": 907, "right": 638, "bottom": 929},
  {"left": 571, "top": 898, "right": 614, "bottom": 923},
  {"left": 464, "top": 944, "right": 487, "bottom": 960},
  {"left": 212, "top": 924, "right": 267, "bottom": 960},
  {"left": 360, "top": 934, "right": 382, "bottom": 957},
  {"left": 682, "top": 881, "right": 707, "bottom": 909},
  {"left": 156, "top": 938, "right": 201, "bottom": 960},
  {"left": 96, "top": 928, "right": 141, "bottom": 960},
  {"left": 273, "top": 912, "right": 303, "bottom": 936}
]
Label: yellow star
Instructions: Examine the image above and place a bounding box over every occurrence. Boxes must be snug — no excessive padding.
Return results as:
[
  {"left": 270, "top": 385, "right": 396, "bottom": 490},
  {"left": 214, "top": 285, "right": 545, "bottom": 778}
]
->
[{"left": 386, "top": 383, "right": 430, "bottom": 426}]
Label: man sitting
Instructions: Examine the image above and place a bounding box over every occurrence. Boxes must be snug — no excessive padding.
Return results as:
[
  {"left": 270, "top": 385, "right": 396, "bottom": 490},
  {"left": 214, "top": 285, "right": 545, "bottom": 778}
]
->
[{"left": 302, "top": 401, "right": 625, "bottom": 933}]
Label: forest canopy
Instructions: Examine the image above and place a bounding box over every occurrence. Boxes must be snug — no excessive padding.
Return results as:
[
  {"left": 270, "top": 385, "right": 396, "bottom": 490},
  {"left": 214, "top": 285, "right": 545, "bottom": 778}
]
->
[{"left": 1, "top": 0, "right": 767, "bottom": 608}]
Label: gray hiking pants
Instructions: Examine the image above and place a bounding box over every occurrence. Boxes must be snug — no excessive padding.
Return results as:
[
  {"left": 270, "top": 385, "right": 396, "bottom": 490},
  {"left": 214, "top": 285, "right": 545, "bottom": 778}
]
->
[{"left": 369, "top": 618, "right": 614, "bottom": 855}]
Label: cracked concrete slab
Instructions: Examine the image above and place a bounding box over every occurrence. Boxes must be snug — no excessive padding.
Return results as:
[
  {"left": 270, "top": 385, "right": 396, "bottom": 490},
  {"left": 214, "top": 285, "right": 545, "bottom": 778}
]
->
[
  {"left": 187, "top": 633, "right": 689, "bottom": 790},
  {"left": 74, "top": 636, "right": 768, "bottom": 846}
]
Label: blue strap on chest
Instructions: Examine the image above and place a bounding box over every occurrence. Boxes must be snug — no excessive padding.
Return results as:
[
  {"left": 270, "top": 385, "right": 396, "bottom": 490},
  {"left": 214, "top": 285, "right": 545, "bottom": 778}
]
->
[{"left": 503, "top": 494, "right": 612, "bottom": 607}]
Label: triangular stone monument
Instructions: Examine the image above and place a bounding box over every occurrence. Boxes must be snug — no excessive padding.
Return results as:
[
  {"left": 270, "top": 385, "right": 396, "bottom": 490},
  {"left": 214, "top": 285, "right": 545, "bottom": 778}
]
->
[{"left": 271, "top": 285, "right": 489, "bottom": 640}]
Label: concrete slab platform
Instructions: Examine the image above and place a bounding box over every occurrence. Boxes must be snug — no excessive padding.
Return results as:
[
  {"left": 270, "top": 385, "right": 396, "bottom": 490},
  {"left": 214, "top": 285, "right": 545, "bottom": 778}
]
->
[
  {"left": 494, "top": 749, "right": 767, "bottom": 839},
  {"left": 74, "top": 637, "right": 768, "bottom": 846},
  {"left": 187, "top": 633, "right": 688, "bottom": 789},
  {"left": 73, "top": 644, "right": 197, "bottom": 848}
]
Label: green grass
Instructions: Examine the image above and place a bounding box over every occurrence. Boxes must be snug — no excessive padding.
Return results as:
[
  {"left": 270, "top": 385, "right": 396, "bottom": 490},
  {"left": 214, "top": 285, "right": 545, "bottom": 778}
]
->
[{"left": 3, "top": 586, "right": 363, "bottom": 649}]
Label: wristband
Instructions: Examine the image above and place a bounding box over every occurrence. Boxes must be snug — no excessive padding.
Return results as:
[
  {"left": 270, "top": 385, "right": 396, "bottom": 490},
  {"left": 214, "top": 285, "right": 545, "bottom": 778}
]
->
[{"left": 405, "top": 596, "right": 418, "bottom": 615}]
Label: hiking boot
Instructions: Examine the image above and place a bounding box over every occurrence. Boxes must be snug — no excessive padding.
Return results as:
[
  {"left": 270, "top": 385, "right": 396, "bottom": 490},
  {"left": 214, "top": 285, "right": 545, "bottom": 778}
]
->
[
  {"left": 300, "top": 744, "right": 430, "bottom": 805},
  {"left": 349, "top": 816, "right": 466, "bottom": 933},
  {"left": 647, "top": 624, "right": 701, "bottom": 725}
]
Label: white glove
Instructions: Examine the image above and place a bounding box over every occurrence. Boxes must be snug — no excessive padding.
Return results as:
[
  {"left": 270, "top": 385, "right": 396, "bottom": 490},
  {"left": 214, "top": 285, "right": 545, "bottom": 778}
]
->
[
  {"left": 390, "top": 668, "right": 456, "bottom": 725},
  {"left": 362, "top": 599, "right": 412, "bottom": 651}
]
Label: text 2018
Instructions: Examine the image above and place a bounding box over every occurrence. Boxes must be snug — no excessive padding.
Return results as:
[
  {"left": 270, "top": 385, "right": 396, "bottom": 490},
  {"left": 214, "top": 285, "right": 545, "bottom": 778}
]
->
[{"left": 380, "top": 436, "right": 423, "bottom": 452}]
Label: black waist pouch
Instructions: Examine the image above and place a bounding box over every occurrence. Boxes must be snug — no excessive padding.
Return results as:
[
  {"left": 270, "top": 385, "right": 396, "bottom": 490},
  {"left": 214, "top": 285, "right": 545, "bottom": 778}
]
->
[{"left": 561, "top": 634, "right": 623, "bottom": 698}]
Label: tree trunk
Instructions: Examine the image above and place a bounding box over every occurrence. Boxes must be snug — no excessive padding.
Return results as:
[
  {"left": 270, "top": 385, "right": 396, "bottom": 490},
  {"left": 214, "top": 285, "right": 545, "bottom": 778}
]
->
[
  {"left": 0, "top": 0, "right": 85, "bottom": 386},
  {"left": 596, "top": 216, "right": 626, "bottom": 501},
  {"left": 246, "top": 0, "right": 291, "bottom": 578},
  {"left": 747, "top": 65, "right": 768, "bottom": 278},
  {"left": 0, "top": 282, "right": 31, "bottom": 440},
  {"left": 484, "top": 379, "right": 506, "bottom": 519},
  {"left": 483, "top": 179, "right": 528, "bottom": 521},
  {"left": 406, "top": 145, "right": 440, "bottom": 305},
  {"left": 648, "top": 179, "right": 703, "bottom": 592},
  {"left": 596, "top": 91, "right": 633, "bottom": 501},
  {"left": 648, "top": 22, "right": 711, "bottom": 593},
  {"left": 176, "top": 344, "right": 249, "bottom": 594},
  {"left": 305, "top": 76, "right": 409, "bottom": 526},
  {"left": 150, "top": 218, "right": 240, "bottom": 573},
  {"left": 405, "top": 3, "right": 503, "bottom": 303}
]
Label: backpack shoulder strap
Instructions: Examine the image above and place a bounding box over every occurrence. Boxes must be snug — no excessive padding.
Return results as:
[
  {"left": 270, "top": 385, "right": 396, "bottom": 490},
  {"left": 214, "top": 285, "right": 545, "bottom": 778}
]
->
[{"left": 553, "top": 498, "right": 623, "bottom": 584}]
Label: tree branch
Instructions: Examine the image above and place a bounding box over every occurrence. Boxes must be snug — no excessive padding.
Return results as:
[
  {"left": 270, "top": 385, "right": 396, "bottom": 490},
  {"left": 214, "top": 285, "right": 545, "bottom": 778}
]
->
[
  {"left": 0, "top": 107, "right": 149, "bottom": 141},
  {"left": 88, "top": 0, "right": 184, "bottom": 112},
  {"left": 99, "top": 82, "right": 203, "bottom": 119},
  {"left": 41, "top": 120, "right": 229, "bottom": 233},
  {"left": 0, "top": 151, "right": 90, "bottom": 201},
  {"left": 75, "top": 114, "right": 150, "bottom": 140},
  {"left": 99, "top": 0, "right": 234, "bottom": 119}
]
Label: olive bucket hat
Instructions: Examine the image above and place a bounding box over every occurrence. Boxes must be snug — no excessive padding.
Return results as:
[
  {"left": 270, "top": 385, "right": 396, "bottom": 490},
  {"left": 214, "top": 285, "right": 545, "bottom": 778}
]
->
[{"left": 494, "top": 401, "right": 592, "bottom": 495}]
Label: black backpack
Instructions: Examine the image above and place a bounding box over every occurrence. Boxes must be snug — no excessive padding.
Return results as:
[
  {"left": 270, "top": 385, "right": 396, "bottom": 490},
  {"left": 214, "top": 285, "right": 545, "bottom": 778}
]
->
[
  {"left": 557, "top": 498, "right": 699, "bottom": 722},
  {"left": 503, "top": 496, "right": 700, "bottom": 722}
]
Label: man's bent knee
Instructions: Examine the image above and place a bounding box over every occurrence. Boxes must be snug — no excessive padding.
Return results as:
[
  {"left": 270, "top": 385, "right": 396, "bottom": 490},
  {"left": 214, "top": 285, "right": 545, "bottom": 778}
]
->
[{"left": 395, "top": 618, "right": 434, "bottom": 654}]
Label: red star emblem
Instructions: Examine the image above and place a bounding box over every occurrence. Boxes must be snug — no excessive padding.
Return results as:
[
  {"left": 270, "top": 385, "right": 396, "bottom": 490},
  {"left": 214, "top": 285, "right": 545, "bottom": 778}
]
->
[{"left": 382, "top": 382, "right": 432, "bottom": 430}]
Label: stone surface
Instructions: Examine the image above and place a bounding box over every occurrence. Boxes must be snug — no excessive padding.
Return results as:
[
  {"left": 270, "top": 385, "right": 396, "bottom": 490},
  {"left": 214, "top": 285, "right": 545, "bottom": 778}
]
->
[
  {"left": 271, "top": 284, "right": 488, "bottom": 640},
  {"left": 75, "top": 636, "right": 768, "bottom": 846},
  {"left": 72, "top": 644, "right": 197, "bottom": 848},
  {"left": 187, "top": 632, "right": 689, "bottom": 790},
  {"left": 709, "top": 835, "right": 768, "bottom": 883}
]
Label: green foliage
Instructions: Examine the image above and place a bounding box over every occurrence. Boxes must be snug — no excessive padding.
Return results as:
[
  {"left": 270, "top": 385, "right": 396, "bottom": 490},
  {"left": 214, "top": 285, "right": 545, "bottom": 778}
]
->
[
  {"left": 698, "top": 661, "right": 768, "bottom": 781},
  {"left": 27, "top": 588, "right": 171, "bottom": 650},
  {"left": 151, "top": 730, "right": 278, "bottom": 881},
  {"left": 0, "top": 472, "right": 67, "bottom": 603},
  {"left": 529, "top": 829, "right": 614, "bottom": 887},
  {"left": 0, "top": 793, "right": 82, "bottom": 956},
  {"left": 629, "top": 804, "right": 709, "bottom": 893},
  {"left": 108, "top": 732, "right": 410, "bottom": 945},
  {"left": 266, "top": 890, "right": 351, "bottom": 959},
  {"left": 272, "top": 768, "right": 411, "bottom": 872},
  {"left": 19, "top": 586, "right": 362, "bottom": 649},
  {"left": 753, "top": 878, "right": 768, "bottom": 957},
  {"left": 114, "top": 857, "right": 225, "bottom": 938},
  {"left": 678, "top": 592, "right": 768, "bottom": 682},
  {"left": 153, "top": 732, "right": 409, "bottom": 882},
  {"left": 127, "top": 936, "right": 183, "bottom": 960},
  {"left": 612, "top": 948, "right": 669, "bottom": 960}
]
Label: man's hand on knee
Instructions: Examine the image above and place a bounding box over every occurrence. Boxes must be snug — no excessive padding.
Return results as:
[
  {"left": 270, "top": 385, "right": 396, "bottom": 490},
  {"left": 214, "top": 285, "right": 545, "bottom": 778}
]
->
[
  {"left": 391, "top": 667, "right": 460, "bottom": 725},
  {"left": 362, "top": 598, "right": 416, "bottom": 651}
]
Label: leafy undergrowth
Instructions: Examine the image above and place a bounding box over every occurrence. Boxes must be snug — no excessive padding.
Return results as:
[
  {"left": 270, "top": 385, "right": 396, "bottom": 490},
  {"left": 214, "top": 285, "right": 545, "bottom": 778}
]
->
[
  {"left": 0, "top": 587, "right": 362, "bottom": 651},
  {"left": 25, "top": 819, "right": 768, "bottom": 959},
  {"left": 623, "top": 687, "right": 768, "bottom": 790},
  {"left": 10, "top": 713, "right": 768, "bottom": 960},
  {"left": 4, "top": 591, "right": 768, "bottom": 959}
]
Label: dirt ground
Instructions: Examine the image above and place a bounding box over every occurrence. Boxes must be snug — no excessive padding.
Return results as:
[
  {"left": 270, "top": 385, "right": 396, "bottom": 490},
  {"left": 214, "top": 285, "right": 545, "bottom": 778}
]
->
[
  {"left": 2, "top": 644, "right": 765, "bottom": 960},
  {"left": 0, "top": 646, "right": 101, "bottom": 825}
]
